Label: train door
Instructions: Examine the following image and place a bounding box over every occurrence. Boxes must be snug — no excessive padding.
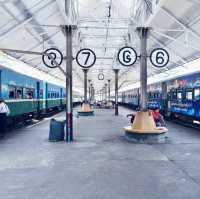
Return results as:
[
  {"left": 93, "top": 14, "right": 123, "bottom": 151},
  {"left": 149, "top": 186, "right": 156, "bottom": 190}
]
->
[
  {"left": 194, "top": 87, "right": 200, "bottom": 118},
  {"left": 36, "top": 81, "right": 40, "bottom": 116},
  {"left": 60, "top": 88, "right": 63, "bottom": 108},
  {"left": 45, "top": 83, "right": 48, "bottom": 110}
]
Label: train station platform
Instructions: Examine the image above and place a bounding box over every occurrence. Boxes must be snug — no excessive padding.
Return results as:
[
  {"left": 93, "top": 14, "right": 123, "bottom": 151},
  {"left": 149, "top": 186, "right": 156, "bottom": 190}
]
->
[{"left": 0, "top": 107, "right": 200, "bottom": 199}]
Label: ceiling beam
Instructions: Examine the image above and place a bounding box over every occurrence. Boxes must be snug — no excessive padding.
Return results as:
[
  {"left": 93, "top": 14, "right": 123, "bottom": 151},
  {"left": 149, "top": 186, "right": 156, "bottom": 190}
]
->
[
  {"left": 152, "top": 29, "right": 200, "bottom": 51},
  {"left": 0, "top": 0, "right": 55, "bottom": 42},
  {"left": 56, "top": 0, "right": 68, "bottom": 24},
  {"left": 186, "top": 0, "right": 200, "bottom": 5},
  {"left": 144, "top": 0, "right": 167, "bottom": 26},
  {"left": 161, "top": 7, "right": 200, "bottom": 41},
  {"left": 1, "top": 3, "right": 41, "bottom": 44},
  {"left": 78, "top": 26, "right": 128, "bottom": 30},
  {"left": 149, "top": 34, "right": 187, "bottom": 64},
  {"left": 18, "top": 30, "right": 61, "bottom": 60}
]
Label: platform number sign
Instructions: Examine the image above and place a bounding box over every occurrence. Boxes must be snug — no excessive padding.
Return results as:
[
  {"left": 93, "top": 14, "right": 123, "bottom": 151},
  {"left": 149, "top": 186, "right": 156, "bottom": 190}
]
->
[
  {"left": 42, "top": 48, "right": 63, "bottom": 68},
  {"left": 76, "top": 48, "right": 96, "bottom": 69},
  {"left": 118, "top": 47, "right": 137, "bottom": 67},
  {"left": 150, "top": 48, "right": 169, "bottom": 68}
]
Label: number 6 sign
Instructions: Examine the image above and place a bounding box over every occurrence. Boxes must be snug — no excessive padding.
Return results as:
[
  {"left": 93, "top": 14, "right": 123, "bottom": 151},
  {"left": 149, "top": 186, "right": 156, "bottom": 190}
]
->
[
  {"left": 76, "top": 48, "right": 96, "bottom": 69},
  {"left": 150, "top": 48, "right": 169, "bottom": 68}
]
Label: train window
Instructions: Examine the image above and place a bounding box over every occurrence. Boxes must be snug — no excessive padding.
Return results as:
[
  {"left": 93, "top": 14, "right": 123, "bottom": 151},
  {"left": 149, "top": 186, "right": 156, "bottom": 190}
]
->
[
  {"left": 16, "top": 88, "right": 23, "bottom": 99},
  {"left": 9, "top": 86, "right": 15, "bottom": 99},
  {"left": 48, "top": 92, "right": 51, "bottom": 98},
  {"left": 148, "top": 93, "right": 152, "bottom": 98},
  {"left": 177, "top": 92, "right": 182, "bottom": 100},
  {"left": 24, "top": 88, "right": 35, "bottom": 99},
  {"left": 171, "top": 91, "right": 177, "bottom": 100},
  {"left": 194, "top": 88, "right": 200, "bottom": 100},
  {"left": 186, "top": 91, "right": 193, "bottom": 100}
]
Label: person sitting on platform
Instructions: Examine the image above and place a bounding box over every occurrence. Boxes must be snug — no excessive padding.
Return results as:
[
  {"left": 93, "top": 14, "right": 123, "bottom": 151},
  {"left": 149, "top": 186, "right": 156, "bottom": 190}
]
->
[{"left": 151, "top": 108, "right": 166, "bottom": 127}]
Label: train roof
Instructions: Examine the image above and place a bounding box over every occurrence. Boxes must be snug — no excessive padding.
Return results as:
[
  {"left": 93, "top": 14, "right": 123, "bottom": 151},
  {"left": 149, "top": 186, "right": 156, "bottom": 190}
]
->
[
  {"left": 0, "top": 52, "right": 82, "bottom": 94},
  {"left": 119, "top": 57, "right": 200, "bottom": 92}
]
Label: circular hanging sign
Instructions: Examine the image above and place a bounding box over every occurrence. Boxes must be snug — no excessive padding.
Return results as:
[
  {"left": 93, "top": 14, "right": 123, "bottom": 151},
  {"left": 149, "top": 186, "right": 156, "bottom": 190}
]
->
[
  {"left": 118, "top": 46, "right": 137, "bottom": 66},
  {"left": 150, "top": 48, "right": 169, "bottom": 68},
  {"left": 42, "top": 48, "right": 63, "bottom": 68},
  {"left": 98, "top": 73, "right": 104, "bottom": 80},
  {"left": 76, "top": 48, "right": 96, "bottom": 68}
]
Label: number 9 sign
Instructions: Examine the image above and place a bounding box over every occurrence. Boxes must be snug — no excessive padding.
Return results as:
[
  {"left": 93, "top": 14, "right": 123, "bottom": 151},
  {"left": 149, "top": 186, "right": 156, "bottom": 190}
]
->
[
  {"left": 76, "top": 48, "right": 96, "bottom": 69},
  {"left": 150, "top": 48, "right": 169, "bottom": 68}
]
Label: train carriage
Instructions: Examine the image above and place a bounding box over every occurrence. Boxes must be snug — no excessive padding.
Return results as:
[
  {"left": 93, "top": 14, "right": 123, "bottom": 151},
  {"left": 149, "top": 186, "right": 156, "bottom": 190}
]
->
[{"left": 0, "top": 67, "right": 40, "bottom": 118}]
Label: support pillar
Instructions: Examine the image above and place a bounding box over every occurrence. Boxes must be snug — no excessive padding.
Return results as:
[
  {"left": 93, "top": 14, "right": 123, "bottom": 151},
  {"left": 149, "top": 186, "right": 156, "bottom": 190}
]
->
[
  {"left": 124, "top": 27, "right": 168, "bottom": 143},
  {"left": 108, "top": 79, "right": 111, "bottom": 101},
  {"left": 137, "top": 27, "right": 149, "bottom": 111},
  {"left": 93, "top": 87, "right": 95, "bottom": 101},
  {"left": 105, "top": 83, "right": 108, "bottom": 101},
  {"left": 83, "top": 69, "right": 88, "bottom": 103},
  {"left": 78, "top": 69, "right": 94, "bottom": 116},
  {"left": 65, "top": 25, "right": 73, "bottom": 142},
  {"left": 113, "top": 69, "right": 119, "bottom": 116},
  {"left": 88, "top": 79, "right": 91, "bottom": 102},
  {"left": 102, "top": 87, "right": 105, "bottom": 101},
  {"left": 161, "top": 82, "right": 168, "bottom": 116},
  {"left": 91, "top": 84, "right": 94, "bottom": 101}
]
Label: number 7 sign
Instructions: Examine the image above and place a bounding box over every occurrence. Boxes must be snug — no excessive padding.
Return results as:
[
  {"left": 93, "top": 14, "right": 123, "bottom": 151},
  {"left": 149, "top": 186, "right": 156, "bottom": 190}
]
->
[{"left": 76, "top": 48, "right": 96, "bottom": 68}]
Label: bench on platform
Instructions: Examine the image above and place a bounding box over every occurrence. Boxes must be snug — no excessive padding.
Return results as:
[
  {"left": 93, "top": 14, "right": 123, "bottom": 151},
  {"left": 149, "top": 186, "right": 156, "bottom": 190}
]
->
[{"left": 124, "top": 111, "right": 168, "bottom": 143}]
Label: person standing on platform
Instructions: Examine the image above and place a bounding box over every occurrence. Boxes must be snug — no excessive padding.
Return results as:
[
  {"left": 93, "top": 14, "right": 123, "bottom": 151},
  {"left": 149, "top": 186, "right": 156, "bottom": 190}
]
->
[{"left": 0, "top": 98, "right": 10, "bottom": 138}]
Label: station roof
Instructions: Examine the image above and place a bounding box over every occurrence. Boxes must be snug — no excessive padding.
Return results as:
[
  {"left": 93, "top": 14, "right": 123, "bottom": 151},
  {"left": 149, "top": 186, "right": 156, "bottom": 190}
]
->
[{"left": 0, "top": 0, "right": 200, "bottom": 93}]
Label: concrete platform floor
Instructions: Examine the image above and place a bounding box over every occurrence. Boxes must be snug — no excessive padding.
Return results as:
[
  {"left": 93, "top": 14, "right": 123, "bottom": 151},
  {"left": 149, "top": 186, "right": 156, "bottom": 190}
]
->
[{"left": 0, "top": 107, "right": 200, "bottom": 199}]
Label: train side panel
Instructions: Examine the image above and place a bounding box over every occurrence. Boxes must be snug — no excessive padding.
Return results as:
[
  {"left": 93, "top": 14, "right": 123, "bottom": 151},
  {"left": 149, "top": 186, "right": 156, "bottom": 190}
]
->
[{"left": 0, "top": 67, "right": 38, "bottom": 117}]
